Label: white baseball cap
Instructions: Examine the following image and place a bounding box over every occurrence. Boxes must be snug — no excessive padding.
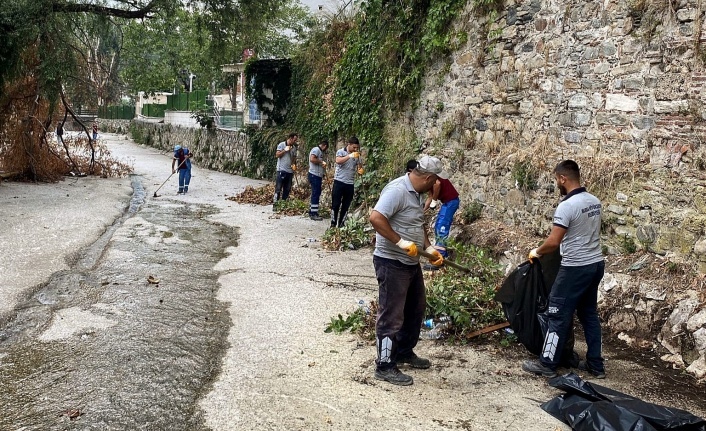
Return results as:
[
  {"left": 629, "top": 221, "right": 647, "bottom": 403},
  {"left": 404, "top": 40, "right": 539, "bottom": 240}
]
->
[
  {"left": 417, "top": 155, "right": 449, "bottom": 179},
  {"left": 174, "top": 145, "right": 182, "bottom": 151}
]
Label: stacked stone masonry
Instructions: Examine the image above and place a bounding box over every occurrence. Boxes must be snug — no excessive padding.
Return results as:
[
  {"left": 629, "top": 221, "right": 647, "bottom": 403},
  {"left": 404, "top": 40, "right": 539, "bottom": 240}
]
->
[
  {"left": 412, "top": 0, "right": 706, "bottom": 379},
  {"left": 102, "top": 120, "right": 260, "bottom": 178}
]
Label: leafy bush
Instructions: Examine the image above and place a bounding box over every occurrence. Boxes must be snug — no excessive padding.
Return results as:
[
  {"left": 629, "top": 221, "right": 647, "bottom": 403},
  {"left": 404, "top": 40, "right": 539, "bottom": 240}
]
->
[
  {"left": 321, "top": 213, "right": 374, "bottom": 251},
  {"left": 620, "top": 234, "right": 637, "bottom": 254},
  {"left": 425, "top": 240, "right": 505, "bottom": 336},
  {"left": 512, "top": 160, "right": 538, "bottom": 191},
  {"left": 461, "top": 200, "right": 484, "bottom": 224},
  {"left": 324, "top": 300, "right": 377, "bottom": 340},
  {"left": 273, "top": 198, "right": 308, "bottom": 215}
]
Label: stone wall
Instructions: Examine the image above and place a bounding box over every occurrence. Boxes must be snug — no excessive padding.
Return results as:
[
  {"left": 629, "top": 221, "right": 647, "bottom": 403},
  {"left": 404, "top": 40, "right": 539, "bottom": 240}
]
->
[
  {"left": 118, "top": 120, "right": 268, "bottom": 178},
  {"left": 411, "top": 0, "right": 706, "bottom": 378}
]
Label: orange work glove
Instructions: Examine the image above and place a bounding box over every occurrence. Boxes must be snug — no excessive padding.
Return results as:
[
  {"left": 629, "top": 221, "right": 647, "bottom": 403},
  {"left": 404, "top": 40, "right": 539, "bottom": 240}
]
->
[
  {"left": 291, "top": 164, "right": 297, "bottom": 171},
  {"left": 396, "top": 239, "right": 418, "bottom": 257},
  {"left": 358, "top": 167, "right": 364, "bottom": 175},
  {"left": 425, "top": 246, "right": 444, "bottom": 266}
]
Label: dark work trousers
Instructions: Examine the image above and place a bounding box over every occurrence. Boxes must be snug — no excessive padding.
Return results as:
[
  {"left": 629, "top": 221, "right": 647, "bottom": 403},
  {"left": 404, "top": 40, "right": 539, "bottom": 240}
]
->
[
  {"left": 308, "top": 173, "right": 323, "bottom": 216},
  {"left": 330, "top": 180, "right": 354, "bottom": 227},
  {"left": 274, "top": 170, "right": 293, "bottom": 203},
  {"left": 540, "top": 260, "right": 605, "bottom": 371},
  {"left": 373, "top": 255, "right": 426, "bottom": 371}
]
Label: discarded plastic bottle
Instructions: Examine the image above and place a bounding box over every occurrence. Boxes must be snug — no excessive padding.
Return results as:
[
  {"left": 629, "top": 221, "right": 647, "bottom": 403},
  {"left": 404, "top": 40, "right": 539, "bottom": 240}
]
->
[
  {"left": 422, "top": 316, "right": 451, "bottom": 329},
  {"left": 356, "top": 299, "right": 371, "bottom": 315},
  {"left": 420, "top": 316, "right": 451, "bottom": 340}
]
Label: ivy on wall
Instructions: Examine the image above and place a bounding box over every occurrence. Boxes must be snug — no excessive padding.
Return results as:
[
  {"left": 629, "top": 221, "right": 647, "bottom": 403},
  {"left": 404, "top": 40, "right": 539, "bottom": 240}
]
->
[
  {"left": 245, "top": 59, "right": 292, "bottom": 126},
  {"left": 288, "top": 0, "right": 467, "bottom": 198}
]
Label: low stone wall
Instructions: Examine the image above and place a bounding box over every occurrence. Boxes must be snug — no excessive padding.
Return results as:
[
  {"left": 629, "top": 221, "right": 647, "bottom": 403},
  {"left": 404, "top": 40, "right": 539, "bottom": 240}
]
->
[{"left": 124, "top": 120, "right": 273, "bottom": 179}]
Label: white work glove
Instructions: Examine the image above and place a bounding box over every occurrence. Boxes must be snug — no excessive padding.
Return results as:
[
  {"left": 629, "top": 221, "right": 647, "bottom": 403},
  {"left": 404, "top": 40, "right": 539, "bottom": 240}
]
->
[
  {"left": 348, "top": 152, "right": 359, "bottom": 159},
  {"left": 425, "top": 246, "right": 444, "bottom": 266},
  {"left": 284, "top": 146, "right": 291, "bottom": 152},
  {"left": 430, "top": 199, "right": 439, "bottom": 209},
  {"left": 528, "top": 248, "right": 541, "bottom": 263},
  {"left": 396, "top": 239, "right": 418, "bottom": 257},
  {"left": 321, "top": 161, "right": 327, "bottom": 168}
]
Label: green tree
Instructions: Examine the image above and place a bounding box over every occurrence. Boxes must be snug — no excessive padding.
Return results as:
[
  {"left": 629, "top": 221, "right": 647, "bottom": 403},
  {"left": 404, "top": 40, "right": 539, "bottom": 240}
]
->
[{"left": 0, "top": 0, "right": 309, "bottom": 181}]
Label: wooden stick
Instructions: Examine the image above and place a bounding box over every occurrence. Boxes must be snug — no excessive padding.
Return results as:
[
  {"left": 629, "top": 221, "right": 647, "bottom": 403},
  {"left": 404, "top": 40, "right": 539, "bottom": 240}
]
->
[
  {"left": 418, "top": 249, "right": 472, "bottom": 273},
  {"left": 466, "top": 322, "right": 511, "bottom": 339}
]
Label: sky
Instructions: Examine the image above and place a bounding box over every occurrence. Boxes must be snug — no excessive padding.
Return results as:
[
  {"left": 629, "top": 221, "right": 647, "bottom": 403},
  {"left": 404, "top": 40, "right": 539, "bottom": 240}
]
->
[{"left": 299, "top": 0, "right": 353, "bottom": 14}]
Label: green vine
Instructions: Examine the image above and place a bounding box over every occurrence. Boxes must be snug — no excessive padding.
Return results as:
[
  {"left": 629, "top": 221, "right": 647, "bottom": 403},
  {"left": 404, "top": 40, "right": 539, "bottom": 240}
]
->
[
  {"left": 287, "top": 0, "right": 467, "bottom": 198},
  {"left": 245, "top": 59, "right": 292, "bottom": 126},
  {"left": 242, "top": 125, "right": 286, "bottom": 179}
]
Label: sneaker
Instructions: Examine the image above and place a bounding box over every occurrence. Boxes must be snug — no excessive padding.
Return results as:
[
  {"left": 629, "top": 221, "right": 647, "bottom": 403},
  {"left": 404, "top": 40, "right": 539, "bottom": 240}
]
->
[
  {"left": 374, "top": 367, "right": 413, "bottom": 386},
  {"left": 422, "top": 263, "right": 441, "bottom": 271},
  {"left": 397, "top": 353, "right": 431, "bottom": 369},
  {"left": 578, "top": 360, "right": 606, "bottom": 379},
  {"left": 310, "top": 214, "right": 323, "bottom": 221},
  {"left": 522, "top": 359, "right": 557, "bottom": 378}
]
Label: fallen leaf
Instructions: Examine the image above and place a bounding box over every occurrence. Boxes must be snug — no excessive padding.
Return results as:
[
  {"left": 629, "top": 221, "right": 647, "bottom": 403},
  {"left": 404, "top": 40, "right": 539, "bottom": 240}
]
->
[{"left": 147, "top": 275, "right": 160, "bottom": 284}]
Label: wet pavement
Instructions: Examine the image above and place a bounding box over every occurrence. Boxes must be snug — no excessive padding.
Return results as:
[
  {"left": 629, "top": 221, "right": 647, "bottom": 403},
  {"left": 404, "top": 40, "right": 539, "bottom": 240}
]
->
[{"left": 0, "top": 192, "right": 236, "bottom": 428}]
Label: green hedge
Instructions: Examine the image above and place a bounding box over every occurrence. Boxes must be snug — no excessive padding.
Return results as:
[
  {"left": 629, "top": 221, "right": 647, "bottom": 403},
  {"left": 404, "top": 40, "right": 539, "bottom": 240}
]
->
[
  {"left": 98, "top": 105, "right": 135, "bottom": 120},
  {"left": 141, "top": 104, "right": 167, "bottom": 117},
  {"left": 166, "top": 90, "right": 208, "bottom": 111}
]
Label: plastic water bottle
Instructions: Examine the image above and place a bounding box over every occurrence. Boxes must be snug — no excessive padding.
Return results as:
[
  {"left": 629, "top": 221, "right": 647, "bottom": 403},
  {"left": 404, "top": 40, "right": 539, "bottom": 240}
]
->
[
  {"left": 420, "top": 316, "right": 451, "bottom": 339},
  {"left": 356, "top": 299, "right": 370, "bottom": 315}
]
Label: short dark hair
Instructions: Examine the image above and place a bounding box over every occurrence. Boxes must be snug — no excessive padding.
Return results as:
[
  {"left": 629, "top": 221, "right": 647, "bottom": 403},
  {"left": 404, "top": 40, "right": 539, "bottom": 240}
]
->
[
  {"left": 554, "top": 160, "right": 580, "bottom": 181},
  {"left": 347, "top": 136, "right": 359, "bottom": 145},
  {"left": 288, "top": 133, "right": 298, "bottom": 140},
  {"left": 320, "top": 139, "right": 329, "bottom": 148},
  {"left": 406, "top": 159, "right": 418, "bottom": 172}
]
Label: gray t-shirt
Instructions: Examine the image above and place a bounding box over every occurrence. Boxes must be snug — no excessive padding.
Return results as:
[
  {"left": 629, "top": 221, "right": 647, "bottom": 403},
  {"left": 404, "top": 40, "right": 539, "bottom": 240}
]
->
[
  {"left": 334, "top": 148, "right": 359, "bottom": 184},
  {"left": 276, "top": 141, "right": 297, "bottom": 173},
  {"left": 309, "top": 146, "right": 325, "bottom": 177},
  {"left": 553, "top": 188, "right": 603, "bottom": 266},
  {"left": 373, "top": 174, "right": 425, "bottom": 265}
]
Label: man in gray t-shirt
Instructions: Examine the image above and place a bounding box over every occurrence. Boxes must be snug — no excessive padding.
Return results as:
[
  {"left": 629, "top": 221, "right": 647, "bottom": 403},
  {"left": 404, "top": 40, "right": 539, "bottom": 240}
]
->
[
  {"left": 368, "top": 156, "right": 446, "bottom": 386},
  {"left": 307, "top": 140, "right": 329, "bottom": 220},
  {"left": 273, "top": 133, "right": 298, "bottom": 208},
  {"left": 330, "top": 136, "right": 363, "bottom": 228},
  {"left": 522, "top": 160, "right": 606, "bottom": 380}
]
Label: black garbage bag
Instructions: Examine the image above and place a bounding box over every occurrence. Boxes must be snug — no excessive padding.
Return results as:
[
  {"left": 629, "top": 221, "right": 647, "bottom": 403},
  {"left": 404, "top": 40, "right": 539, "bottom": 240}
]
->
[
  {"left": 495, "top": 259, "right": 547, "bottom": 355},
  {"left": 541, "top": 373, "right": 706, "bottom": 431},
  {"left": 495, "top": 252, "right": 576, "bottom": 363}
]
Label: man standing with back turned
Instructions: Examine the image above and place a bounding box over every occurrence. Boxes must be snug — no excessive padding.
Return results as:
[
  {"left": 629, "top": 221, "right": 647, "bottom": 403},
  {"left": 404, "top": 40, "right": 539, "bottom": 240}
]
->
[
  {"left": 330, "top": 136, "right": 361, "bottom": 228},
  {"left": 369, "top": 156, "right": 446, "bottom": 385},
  {"left": 273, "top": 133, "right": 299, "bottom": 209},
  {"left": 308, "top": 140, "right": 329, "bottom": 220},
  {"left": 522, "top": 160, "right": 606, "bottom": 379}
]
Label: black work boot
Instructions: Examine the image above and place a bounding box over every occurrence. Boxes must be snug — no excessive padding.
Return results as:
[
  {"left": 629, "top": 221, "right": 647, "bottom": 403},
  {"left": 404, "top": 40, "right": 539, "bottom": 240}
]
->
[
  {"left": 522, "top": 359, "right": 557, "bottom": 378},
  {"left": 578, "top": 360, "right": 606, "bottom": 379},
  {"left": 397, "top": 352, "right": 431, "bottom": 369},
  {"left": 374, "top": 367, "right": 413, "bottom": 386}
]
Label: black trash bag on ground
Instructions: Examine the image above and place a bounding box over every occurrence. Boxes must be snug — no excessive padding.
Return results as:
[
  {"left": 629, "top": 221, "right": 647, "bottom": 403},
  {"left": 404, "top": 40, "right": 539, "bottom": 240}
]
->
[
  {"left": 495, "top": 260, "right": 547, "bottom": 355},
  {"left": 495, "top": 251, "right": 577, "bottom": 364},
  {"left": 541, "top": 373, "right": 706, "bottom": 431}
]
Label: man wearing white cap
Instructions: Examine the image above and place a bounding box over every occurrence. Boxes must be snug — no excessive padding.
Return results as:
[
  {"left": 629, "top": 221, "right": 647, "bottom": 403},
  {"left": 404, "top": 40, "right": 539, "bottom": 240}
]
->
[
  {"left": 171, "top": 144, "right": 193, "bottom": 194},
  {"left": 368, "top": 155, "right": 447, "bottom": 386}
]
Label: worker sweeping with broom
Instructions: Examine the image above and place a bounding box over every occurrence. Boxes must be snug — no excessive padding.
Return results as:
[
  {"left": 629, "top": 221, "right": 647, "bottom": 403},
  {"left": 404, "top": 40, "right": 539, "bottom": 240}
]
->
[{"left": 171, "top": 144, "right": 193, "bottom": 195}]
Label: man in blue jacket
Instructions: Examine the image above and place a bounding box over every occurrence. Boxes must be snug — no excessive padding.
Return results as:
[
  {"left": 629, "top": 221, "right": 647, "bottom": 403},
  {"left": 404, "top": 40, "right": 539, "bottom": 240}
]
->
[{"left": 172, "top": 145, "right": 193, "bottom": 194}]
